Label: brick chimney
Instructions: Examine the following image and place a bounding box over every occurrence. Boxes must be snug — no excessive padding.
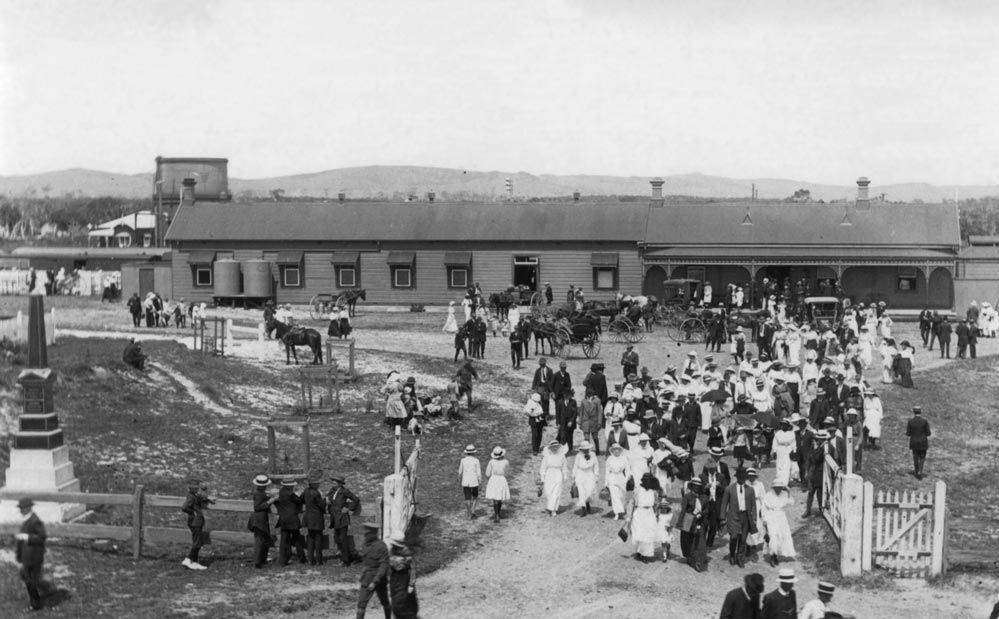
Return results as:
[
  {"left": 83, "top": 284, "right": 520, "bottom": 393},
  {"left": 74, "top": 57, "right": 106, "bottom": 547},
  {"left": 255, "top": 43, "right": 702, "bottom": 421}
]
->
[
  {"left": 856, "top": 177, "right": 871, "bottom": 210},
  {"left": 572, "top": 192, "right": 580, "bottom": 203},
  {"left": 650, "top": 178, "right": 664, "bottom": 208},
  {"left": 427, "top": 191, "right": 436, "bottom": 203},
  {"left": 338, "top": 191, "right": 346, "bottom": 203},
  {"left": 181, "top": 178, "right": 197, "bottom": 206}
]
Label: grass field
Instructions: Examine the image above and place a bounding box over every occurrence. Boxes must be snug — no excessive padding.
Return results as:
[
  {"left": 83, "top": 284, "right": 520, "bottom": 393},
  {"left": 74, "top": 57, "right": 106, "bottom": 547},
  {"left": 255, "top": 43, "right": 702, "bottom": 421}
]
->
[{"left": 0, "top": 312, "right": 532, "bottom": 617}]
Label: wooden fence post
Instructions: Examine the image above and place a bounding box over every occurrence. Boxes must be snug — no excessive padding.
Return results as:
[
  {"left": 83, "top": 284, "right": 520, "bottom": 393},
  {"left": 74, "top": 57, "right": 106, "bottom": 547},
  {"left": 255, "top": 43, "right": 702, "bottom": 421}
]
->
[
  {"left": 132, "top": 484, "right": 145, "bottom": 560},
  {"left": 257, "top": 322, "right": 265, "bottom": 343},
  {"left": 840, "top": 474, "right": 864, "bottom": 577},
  {"left": 931, "top": 480, "right": 947, "bottom": 576},
  {"left": 845, "top": 426, "right": 854, "bottom": 476},
  {"left": 394, "top": 426, "right": 401, "bottom": 474},
  {"left": 862, "top": 481, "right": 874, "bottom": 572}
]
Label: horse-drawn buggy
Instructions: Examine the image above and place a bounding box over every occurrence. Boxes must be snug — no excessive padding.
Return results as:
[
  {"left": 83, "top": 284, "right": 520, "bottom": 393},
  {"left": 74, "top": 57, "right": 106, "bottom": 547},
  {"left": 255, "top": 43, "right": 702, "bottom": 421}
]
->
[
  {"left": 308, "top": 289, "right": 366, "bottom": 321},
  {"left": 531, "top": 314, "right": 601, "bottom": 359},
  {"left": 653, "top": 279, "right": 710, "bottom": 342},
  {"left": 803, "top": 296, "right": 842, "bottom": 332}
]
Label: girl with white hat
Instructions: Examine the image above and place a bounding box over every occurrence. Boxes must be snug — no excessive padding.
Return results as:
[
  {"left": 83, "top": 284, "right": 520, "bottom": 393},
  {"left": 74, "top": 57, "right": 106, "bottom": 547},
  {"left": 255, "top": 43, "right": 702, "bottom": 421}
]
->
[
  {"left": 538, "top": 440, "right": 568, "bottom": 517},
  {"left": 484, "top": 446, "right": 510, "bottom": 522},
  {"left": 761, "top": 481, "right": 796, "bottom": 567},
  {"left": 571, "top": 441, "right": 600, "bottom": 515},
  {"left": 458, "top": 445, "right": 481, "bottom": 520},
  {"left": 604, "top": 443, "right": 633, "bottom": 520}
]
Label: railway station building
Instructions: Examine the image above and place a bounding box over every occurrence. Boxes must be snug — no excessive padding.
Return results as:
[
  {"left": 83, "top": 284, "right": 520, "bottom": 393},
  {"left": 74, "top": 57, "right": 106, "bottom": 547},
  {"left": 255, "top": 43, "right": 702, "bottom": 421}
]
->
[{"left": 163, "top": 178, "right": 961, "bottom": 310}]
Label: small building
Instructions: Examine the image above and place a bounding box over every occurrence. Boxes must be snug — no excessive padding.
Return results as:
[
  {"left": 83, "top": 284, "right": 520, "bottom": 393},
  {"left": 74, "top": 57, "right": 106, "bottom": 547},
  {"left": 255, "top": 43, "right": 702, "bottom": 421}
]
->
[
  {"left": 88, "top": 211, "right": 157, "bottom": 248},
  {"left": 954, "top": 236, "right": 999, "bottom": 310},
  {"left": 120, "top": 261, "right": 173, "bottom": 300}
]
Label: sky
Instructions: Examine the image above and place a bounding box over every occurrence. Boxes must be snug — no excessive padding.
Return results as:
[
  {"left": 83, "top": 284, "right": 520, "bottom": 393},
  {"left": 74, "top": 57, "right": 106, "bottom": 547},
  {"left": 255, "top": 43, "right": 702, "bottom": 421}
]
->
[{"left": 2, "top": 0, "right": 999, "bottom": 185}]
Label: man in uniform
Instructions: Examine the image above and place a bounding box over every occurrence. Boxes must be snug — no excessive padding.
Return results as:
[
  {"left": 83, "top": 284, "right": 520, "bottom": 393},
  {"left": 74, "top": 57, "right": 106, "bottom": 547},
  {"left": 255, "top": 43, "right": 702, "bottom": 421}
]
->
[
  {"left": 180, "top": 478, "right": 213, "bottom": 570},
  {"left": 532, "top": 358, "right": 554, "bottom": 419},
  {"left": 276, "top": 476, "right": 306, "bottom": 565},
  {"left": 621, "top": 344, "right": 639, "bottom": 380},
  {"left": 302, "top": 470, "right": 327, "bottom": 565},
  {"left": 761, "top": 568, "right": 798, "bottom": 619},
  {"left": 800, "top": 581, "right": 835, "bottom": 619},
  {"left": 906, "top": 406, "right": 931, "bottom": 479},
  {"left": 356, "top": 522, "right": 392, "bottom": 619},
  {"left": 15, "top": 498, "right": 47, "bottom": 611},
  {"left": 328, "top": 474, "right": 362, "bottom": 565},
  {"left": 720, "top": 573, "right": 766, "bottom": 619}
]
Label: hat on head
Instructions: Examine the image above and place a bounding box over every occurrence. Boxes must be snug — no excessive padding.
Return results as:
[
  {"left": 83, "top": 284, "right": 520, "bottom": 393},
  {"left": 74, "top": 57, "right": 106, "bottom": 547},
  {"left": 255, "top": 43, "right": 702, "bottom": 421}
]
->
[
  {"left": 579, "top": 440, "right": 593, "bottom": 451},
  {"left": 813, "top": 430, "right": 831, "bottom": 440},
  {"left": 687, "top": 350, "right": 697, "bottom": 357},
  {"left": 626, "top": 344, "right": 634, "bottom": 349},
  {"left": 607, "top": 392, "right": 619, "bottom": 400},
  {"left": 590, "top": 363, "right": 600, "bottom": 371},
  {"left": 846, "top": 408, "right": 859, "bottom": 417},
  {"left": 637, "top": 433, "right": 651, "bottom": 442},
  {"left": 688, "top": 478, "right": 703, "bottom": 488},
  {"left": 704, "top": 354, "right": 714, "bottom": 361},
  {"left": 704, "top": 460, "right": 717, "bottom": 470},
  {"left": 559, "top": 361, "right": 567, "bottom": 368},
  {"left": 866, "top": 389, "right": 878, "bottom": 396},
  {"left": 789, "top": 413, "right": 805, "bottom": 425},
  {"left": 745, "top": 467, "right": 758, "bottom": 477},
  {"left": 772, "top": 480, "right": 787, "bottom": 489},
  {"left": 307, "top": 469, "right": 323, "bottom": 484},
  {"left": 611, "top": 418, "right": 623, "bottom": 426},
  {"left": 708, "top": 446, "right": 724, "bottom": 458},
  {"left": 737, "top": 394, "right": 748, "bottom": 401},
  {"left": 679, "top": 375, "right": 691, "bottom": 383},
  {"left": 609, "top": 443, "right": 624, "bottom": 452},
  {"left": 755, "top": 377, "right": 765, "bottom": 385},
  {"left": 253, "top": 474, "right": 271, "bottom": 487},
  {"left": 281, "top": 476, "right": 297, "bottom": 487},
  {"left": 329, "top": 473, "right": 345, "bottom": 484},
  {"left": 531, "top": 393, "right": 542, "bottom": 402},
  {"left": 658, "top": 497, "right": 672, "bottom": 510},
  {"left": 627, "top": 373, "right": 638, "bottom": 381},
  {"left": 816, "top": 388, "right": 826, "bottom": 395},
  {"left": 913, "top": 406, "right": 922, "bottom": 414},
  {"left": 464, "top": 444, "right": 477, "bottom": 455},
  {"left": 17, "top": 497, "right": 34, "bottom": 509},
  {"left": 387, "top": 531, "right": 406, "bottom": 547},
  {"left": 548, "top": 440, "right": 561, "bottom": 449},
  {"left": 818, "top": 581, "right": 836, "bottom": 595},
  {"left": 823, "top": 416, "right": 837, "bottom": 425},
  {"left": 491, "top": 446, "right": 506, "bottom": 459},
  {"left": 778, "top": 568, "right": 798, "bottom": 583},
  {"left": 735, "top": 467, "right": 748, "bottom": 481},
  {"left": 643, "top": 410, "right": 656, "bottom": 420}
]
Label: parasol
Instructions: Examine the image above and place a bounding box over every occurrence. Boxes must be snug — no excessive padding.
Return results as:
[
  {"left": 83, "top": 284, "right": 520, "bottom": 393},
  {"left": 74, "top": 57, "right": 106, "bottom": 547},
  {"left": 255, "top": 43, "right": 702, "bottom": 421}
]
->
[
  {"left": 751, "top": 411, "right": 779, "bottom": 427},
  {"left": 732, "top": 414, "right": 758, "bottom": 430},
  {"left": 700, "top": 389, "right": 732, "bottom": 403}
]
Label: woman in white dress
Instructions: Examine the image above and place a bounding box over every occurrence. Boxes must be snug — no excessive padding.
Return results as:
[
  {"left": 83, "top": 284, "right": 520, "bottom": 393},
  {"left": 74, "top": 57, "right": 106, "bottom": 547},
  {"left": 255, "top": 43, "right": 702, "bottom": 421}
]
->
[
  {"left": 878, "top": 339, "right": 898, "bottom": 384},
  {"left": 785, "top": 327, "right": 801, "bottom": 367},
  {"left": 604, "top": 443, "right": 632, "bottom": 520},
  {"left": 858, "top": 326, "right": 874, "bottom": 369},
  {"left": 651, "top": 439, "right": 675, "bottom": 497},
  {"left": 878, "top": 312, "right": 894, "bottom": 342},
  {"left": 629, "top": 433, "right": 654, "bottom": 478},
  {"left": 761, "top": 482, "right": 796, "bottom": 566},
  {"left": 485, "top": 446, "right": 511, "bottom": 522},
  {"left": 571, "top": 441, "right": 600, "bottom": 515},
  {"left": 461, "top": 295, "right": 472, "bottom": 322},
  {"left": 771, "top": 419, "right": 796, "bottom": 486},
  {"left": 538, "top": 440, "right": 568, "bottom": 517},
  {"left": 629, "top": 472, "right": 662, "bottom": 563},
  {"left": 443, "top": 301, "right": 458, "bottom": 333},
  {"left": 863, "top": 390, "right": 884, "bottom": 450}
]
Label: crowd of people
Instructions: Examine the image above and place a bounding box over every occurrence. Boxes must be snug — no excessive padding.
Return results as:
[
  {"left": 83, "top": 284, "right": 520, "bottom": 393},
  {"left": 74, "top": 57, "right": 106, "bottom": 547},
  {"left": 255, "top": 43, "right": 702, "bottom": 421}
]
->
[
  {"left": 126, "top": 292, "right": 203, "bottom": 329},
  {"left": 0, "top": 266, "right": 120, "bottom": 299}
]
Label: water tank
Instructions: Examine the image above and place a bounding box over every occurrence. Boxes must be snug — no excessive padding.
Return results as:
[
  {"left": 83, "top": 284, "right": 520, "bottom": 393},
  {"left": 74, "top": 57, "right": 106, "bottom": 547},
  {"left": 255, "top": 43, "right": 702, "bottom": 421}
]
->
[
  {"left": 213, "top": 259, "right": 241, "bottom": 297},
  {"left": 243, "top": 259, "right": 273, "bottom": 298}
]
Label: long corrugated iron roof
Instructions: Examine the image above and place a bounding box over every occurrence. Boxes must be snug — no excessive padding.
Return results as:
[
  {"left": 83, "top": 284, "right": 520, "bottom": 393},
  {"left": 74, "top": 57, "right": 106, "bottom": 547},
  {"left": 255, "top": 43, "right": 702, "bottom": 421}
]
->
[{"left": 164, "top": 199, "right": 960, "bottom": 248}]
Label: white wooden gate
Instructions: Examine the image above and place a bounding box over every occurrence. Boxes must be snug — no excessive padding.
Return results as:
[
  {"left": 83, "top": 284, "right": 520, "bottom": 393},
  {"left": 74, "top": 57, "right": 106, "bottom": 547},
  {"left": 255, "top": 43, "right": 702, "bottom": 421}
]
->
[{"left": 867, "top": 480, "right": 947, "bottom": 578}]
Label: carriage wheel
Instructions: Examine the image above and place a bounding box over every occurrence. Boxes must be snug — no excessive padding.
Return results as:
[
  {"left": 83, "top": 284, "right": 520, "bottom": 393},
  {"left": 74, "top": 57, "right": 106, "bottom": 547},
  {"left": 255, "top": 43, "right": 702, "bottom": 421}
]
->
[
  {"left": 608, "top": 318, "right": 627, "bottom": 343},
  {"left": 530, "top": 292, "right": 545, "bottom": 311},
  {"left": 582, "top": 335, "right": 600, "bottom": 359},
  {"left": 335, "top": 294, "right": 349, "bottom": 310},
  {"left": 680, "top": 318, "right": 707, "bottom": 343},
  {"left": 309, "top": 294, "right": 328, "bottom": 321},
  {"left": 626, "top": 325, "right": 645, "bottom": 343}
]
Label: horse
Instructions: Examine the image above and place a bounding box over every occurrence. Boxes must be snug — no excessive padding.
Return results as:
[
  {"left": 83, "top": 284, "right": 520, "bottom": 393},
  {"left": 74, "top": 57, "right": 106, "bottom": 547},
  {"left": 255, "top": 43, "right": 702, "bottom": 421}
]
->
[
  {"left": 269, "top": 319, "right": 323, "bottom": 365},
  {"left": 338, "top": 289, "right": 367, "bottom": 318},
  {"left": 488, "top": 289, "right": 515, "bottom": 320}
]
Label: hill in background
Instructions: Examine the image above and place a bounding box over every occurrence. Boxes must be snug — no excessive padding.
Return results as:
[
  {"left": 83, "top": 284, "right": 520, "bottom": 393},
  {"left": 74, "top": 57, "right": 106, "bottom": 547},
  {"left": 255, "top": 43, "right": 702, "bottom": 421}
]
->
[{"left": 2, "top": 165, "right": 997, "bottom": 203}]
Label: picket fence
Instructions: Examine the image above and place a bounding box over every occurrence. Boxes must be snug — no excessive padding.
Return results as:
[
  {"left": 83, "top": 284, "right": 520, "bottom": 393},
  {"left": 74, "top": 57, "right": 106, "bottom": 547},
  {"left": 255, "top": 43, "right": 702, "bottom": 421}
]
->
[
  {"left": 821, "top": 431, "right": 948, "bottom": 578},
  {"left": 0, "top": 309, "right": 57, "bottom": 345},
  {"left": 382, "top": 442, "right": 421, "bottom": 542}
]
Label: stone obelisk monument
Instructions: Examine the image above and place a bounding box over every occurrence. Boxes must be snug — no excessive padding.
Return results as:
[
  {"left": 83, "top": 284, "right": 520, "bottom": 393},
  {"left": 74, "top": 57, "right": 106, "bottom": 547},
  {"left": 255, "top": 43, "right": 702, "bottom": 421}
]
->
[{"left": 0, "top": 293, "right": 83, "bottom": 523}]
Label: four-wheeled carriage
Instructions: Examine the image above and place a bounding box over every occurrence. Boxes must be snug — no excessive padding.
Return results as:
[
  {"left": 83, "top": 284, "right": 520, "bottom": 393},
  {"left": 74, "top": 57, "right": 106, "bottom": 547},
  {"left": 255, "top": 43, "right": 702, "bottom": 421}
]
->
[
  {"left": 608, "top": 316, "right": 644, "bottom": 343},
  {"left": 804, "top": 296, "right": 842, "bottom": 332},
  {"left": 550, "top": 319, "right": 602, "bottom": 359}
]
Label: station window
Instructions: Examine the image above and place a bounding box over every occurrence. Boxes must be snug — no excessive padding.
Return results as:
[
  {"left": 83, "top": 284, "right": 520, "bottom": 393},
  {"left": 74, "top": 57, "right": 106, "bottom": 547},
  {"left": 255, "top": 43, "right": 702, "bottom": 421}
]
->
[
  {"left": 593, "top": 267, "right": 617, "bottom": 290},
  {"left": 281, "top": 266, "right": 301, "bottom": 287},
  {"left": 194, "top": 267, "right": 212, "bottom": 287},
  {"left": 392, "top": 266, "right": 413, "bottom": 288},
  {"left": 337, "top": 266, "right": 357, "bottom": 288},
  {"left": 897, "top": 267, "right": 918, "bottom": 292},
  {"left": 448, "top": 267, "right": 468, "bottom": 289}
]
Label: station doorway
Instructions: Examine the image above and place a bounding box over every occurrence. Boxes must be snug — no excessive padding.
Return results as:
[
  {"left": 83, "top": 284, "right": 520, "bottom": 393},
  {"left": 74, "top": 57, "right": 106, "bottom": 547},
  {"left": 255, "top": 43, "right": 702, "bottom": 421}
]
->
[{"left": 513, "top": 256, "right": 539, "bottom": 290}]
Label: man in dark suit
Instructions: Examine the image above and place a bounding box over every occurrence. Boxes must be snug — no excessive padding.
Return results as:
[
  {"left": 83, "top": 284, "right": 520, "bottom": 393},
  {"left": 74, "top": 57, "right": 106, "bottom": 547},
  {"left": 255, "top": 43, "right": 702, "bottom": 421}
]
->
[
  {"left": 682, "top": 393, "right": 701, "bottom": 452},
  {"left": 606, "top": 418, "right": 629, "bottom": 451},
  {"left": 906, "top": 406, "right": 931, "bottom": 479},
  {"left": 328, "top": 474, "right": 362, "bottom": 566},
  {"left": 808, "top": 388, "right": 830, "bottom": 429},
  {"left": 556, "top": 388, "right": 578, "bottom": 452},
  {"left": 180, "top": 478, "right": 214, "bottom": 570},
  {"left": 356, "top": 522, "right": 391, "bottom": 619},
  {"left": 248, "top": 475, "right": 277, "bottom": 568},
  {"left": 550, "top": 360, "right": 572, "bottom": 403},
  {"left": 276, "top": 476, "right": 306, "bottom": 565},
  {"left": 833, "top": 374, "right": 850, "bottom": 419},
  {"left": 532, "top": 358, "right": 554, "bottom": 418},
  {"left": 719, "top": 467, "right": 758, "bottom": 567},
  {"left": 15, "top": 498, "right": 46, "bottom": 611},
  {"left": 919, "top": 308, "right": 932, "bottom": 347},
  {"left": 720, "top": 572, "right": 765, "bottom": 619},
  {"left": 582, "top": 363, "right": 609, "bottom": 406},
  {"left": 302, "top": 470, "right": 327, "bottom": 565},
  {"left": 817, "top": 369, "right": 837, "bottom": 406},
  {"left": 699, "top": 457, "right": 729, "bottom": 548},
  {"left": 938, "top": 316, "right": 953, "bottom": 358},
  {"left": 761, "top": 568, "right": 798, "bottom": 619},
  {"left": 955, "top": 319, "right": 970, "bottom": 359},
  {"left": 928, "top": 311, "right": 942, "bottom": 350},
  {"left": 647, "top": 407, "right": 672, "bottom": 445}
]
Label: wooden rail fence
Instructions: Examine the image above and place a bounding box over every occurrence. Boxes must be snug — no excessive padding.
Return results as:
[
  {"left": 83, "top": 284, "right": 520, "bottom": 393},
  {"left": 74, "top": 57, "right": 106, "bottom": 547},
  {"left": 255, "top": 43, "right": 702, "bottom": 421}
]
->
[{"left": 0, "top": 487, "right": 256, "bottom": 559}]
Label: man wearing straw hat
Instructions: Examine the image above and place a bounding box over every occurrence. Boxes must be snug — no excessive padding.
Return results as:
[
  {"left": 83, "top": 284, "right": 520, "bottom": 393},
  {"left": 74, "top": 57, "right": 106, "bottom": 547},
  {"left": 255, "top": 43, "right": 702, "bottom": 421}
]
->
[
  {"left": 804, "top": 430, "right": 832, "bottom": 518},
  {"left": 302, "top": 470, "right": 327, "bottom": 565},
  {"left": 761, "top": 568, "right": 798, "bottom": 619},
  {"left": 328, "top": 474, "right": 362, "bottom": 566},
  {"left": 15, "top": 497, "right": 47, "bottom": 611},
  {"left": 356, "top": 522, "right": 392, "bottom": 619},
  {"left": 276, "top": 475, "right": 306, "bottom": 566},
  {"left": 248, "top": 475, "right": 278, "bottom": 568},
  {"left": 458, "top": 444, "right": 482, "bottom": 519},
  {"left": 801, "top": 581, "right": 836, "bottom": 619}
]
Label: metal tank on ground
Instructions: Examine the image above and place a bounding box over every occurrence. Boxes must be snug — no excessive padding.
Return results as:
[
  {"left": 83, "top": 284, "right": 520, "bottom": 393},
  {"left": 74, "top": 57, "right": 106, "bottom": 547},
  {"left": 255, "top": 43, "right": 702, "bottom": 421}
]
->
[
  {"left": 242, "top": 259, "right": 273, "bottom": 299},
  {"left": 212, "top": 259, "right": 241, "bottom": 297}
]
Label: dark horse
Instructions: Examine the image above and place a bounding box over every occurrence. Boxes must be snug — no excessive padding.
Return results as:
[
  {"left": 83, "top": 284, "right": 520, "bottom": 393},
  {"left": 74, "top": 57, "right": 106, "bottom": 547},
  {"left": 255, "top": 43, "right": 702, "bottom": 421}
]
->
[
  {"left": 338, "top": 289, "right": 367, "bottom": 318},
  {"left": 488, "top": 289, "right": 516, "bottom": 320},
  {"left": 269, "top": 319, "right": 323, "bottom": 365}
]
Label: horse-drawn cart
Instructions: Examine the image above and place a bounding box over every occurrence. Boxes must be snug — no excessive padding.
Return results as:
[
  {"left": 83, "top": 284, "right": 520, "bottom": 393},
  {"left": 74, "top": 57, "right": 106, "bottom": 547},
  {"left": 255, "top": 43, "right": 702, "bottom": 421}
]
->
[
  {"left": 608, "top": 316, "right": 645, "bottom": 343},
  {"left": 550, "top": 321, "right": 601, "bottom": 359}
]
